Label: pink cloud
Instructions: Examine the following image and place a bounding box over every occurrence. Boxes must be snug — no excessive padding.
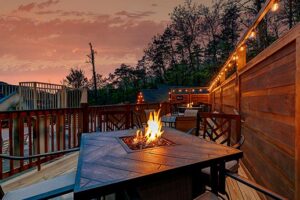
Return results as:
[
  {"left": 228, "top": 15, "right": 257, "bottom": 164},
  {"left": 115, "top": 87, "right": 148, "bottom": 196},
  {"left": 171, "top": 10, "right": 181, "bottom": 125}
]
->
[
  {"left": 16, "top": 0, "right": 59, "bottom": 12},
  {"left": 115, "top": 10, "right": 155, "bottom": 19},
  {"left": 37, "top": 0, "right": 60, "bottom": 9},
  {"left": 17, "top": 3, "right": 36, "bottom": 12},
  {"left": 0, "top": 11, "right": 166, "bottom": 83}
]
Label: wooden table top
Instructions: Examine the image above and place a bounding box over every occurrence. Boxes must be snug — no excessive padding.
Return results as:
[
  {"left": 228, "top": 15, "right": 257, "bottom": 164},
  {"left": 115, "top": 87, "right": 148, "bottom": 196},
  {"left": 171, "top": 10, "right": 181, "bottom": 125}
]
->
[{"left": 74, "top": 127, "right": 242, "bottom": 199}]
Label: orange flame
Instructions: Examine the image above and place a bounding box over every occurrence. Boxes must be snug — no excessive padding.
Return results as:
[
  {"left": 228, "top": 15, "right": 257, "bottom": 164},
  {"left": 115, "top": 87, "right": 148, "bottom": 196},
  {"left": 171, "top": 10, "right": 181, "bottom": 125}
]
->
[
  {"left": 134, "top": 109, "right": 163, "bottom": 145},
  {"left": 145, "top": 110, "right": 163, "bottom": 144}
]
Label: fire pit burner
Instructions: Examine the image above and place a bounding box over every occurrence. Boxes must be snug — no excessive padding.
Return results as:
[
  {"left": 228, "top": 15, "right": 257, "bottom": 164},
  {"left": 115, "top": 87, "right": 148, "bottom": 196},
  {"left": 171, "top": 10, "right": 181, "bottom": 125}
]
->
[{"left": 120, "top": 135, "right": 175, "bottom": 151}]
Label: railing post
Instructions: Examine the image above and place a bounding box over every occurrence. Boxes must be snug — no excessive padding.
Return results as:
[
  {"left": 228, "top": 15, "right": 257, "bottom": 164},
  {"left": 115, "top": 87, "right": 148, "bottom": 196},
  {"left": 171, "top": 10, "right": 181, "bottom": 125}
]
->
[
  {"left": 196, "top": 112, "right": 200, "bottom": 137},
  {"left": 125, "top": 104, "right": 131, "bottom": 129},
  {"left": 79, "top": 87, "right": 89, "bottom": 145},
  {"left": 39, "top": 114, "right": 46, "bottom": 154},
  {"left": 80, "top": 103, "right": 89, "bottom": 145},
  {"left": 33, "top": 82, "right": 37, "bottom": 110},
  {"left": 12, "top": 113, "right": 23, "bottom": 169}
]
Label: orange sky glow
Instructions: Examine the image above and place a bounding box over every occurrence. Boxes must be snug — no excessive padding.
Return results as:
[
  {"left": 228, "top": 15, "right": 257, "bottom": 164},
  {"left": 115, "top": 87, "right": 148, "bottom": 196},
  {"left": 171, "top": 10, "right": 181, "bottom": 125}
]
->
[{"left": 0, "top": 0, "right": 210, "bottom": 85}]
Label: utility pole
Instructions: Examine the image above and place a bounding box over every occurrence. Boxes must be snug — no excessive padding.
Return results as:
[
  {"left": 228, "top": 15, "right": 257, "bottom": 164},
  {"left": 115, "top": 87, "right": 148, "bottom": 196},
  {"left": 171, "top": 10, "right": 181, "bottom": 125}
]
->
[{"left": 88, "top": 42, "right": 98, "bottom": 103}]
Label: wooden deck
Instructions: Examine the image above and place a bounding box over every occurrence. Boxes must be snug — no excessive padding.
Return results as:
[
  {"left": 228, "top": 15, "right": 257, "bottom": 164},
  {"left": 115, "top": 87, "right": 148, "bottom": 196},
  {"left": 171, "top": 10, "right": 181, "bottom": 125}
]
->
[
  {"left": 1, "top": 152, "right": 78, "bottom": 193},
  {"left": 225, "top": 162, "right": 264, "bottom": 200},
  {"left": 1, "top": 152, "right": 263, "bottom": 200}
]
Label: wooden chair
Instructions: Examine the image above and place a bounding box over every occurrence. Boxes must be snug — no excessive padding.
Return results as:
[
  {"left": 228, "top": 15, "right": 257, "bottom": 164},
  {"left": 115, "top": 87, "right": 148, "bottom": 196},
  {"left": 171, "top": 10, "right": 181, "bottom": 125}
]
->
[
  {"left": 190, "top": 112, "right": 243, "bottom": 174},
  {"left": 175, "top": 116, "right": 197, "bottom": 132},
  {"left": 202, "top": 135, "right": 245, "bottom": 174},
  {"left": 184, "top": 109, "right": 198, "bottom": 117},
  {"left": 132, "top": 111, "right": 143, "bottom": 128},
  {"left": 195, "top": 112, "right": 241, "bottom": 147},
  {"left": 144, "top": 109, "right": 156, "bottom": 120}
]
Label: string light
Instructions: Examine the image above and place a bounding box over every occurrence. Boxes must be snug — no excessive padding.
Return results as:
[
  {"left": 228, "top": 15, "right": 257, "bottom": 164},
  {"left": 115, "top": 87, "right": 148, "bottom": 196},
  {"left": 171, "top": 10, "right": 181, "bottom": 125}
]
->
[
  {"left": 240, "top": 45, "right": 245, "bottom": 51},
  {"left": 209, "top": 0, "right": 279, "bottom": 90},
  {"left": 272, "top": 0, "right": 279, "bottom": 12},
  {"left": 249, "top": 30, "right": 256, "bottom": 38}
]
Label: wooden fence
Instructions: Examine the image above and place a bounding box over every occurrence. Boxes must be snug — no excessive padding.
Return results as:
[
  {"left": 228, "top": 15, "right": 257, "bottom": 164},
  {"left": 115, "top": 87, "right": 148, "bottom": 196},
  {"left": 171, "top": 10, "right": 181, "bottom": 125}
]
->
[
  {"left": 0, "top": 103, "right": 171, "bottom": 180},
  {"left": 209, "top": 23, "right": 300, "bottom": 199}
]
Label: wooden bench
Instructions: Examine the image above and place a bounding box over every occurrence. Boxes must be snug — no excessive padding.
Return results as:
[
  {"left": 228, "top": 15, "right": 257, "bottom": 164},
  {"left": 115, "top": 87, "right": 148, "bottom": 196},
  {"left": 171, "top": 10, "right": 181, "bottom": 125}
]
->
[{"left": 2, "top": 172, "right": 75, "bottom": 200}]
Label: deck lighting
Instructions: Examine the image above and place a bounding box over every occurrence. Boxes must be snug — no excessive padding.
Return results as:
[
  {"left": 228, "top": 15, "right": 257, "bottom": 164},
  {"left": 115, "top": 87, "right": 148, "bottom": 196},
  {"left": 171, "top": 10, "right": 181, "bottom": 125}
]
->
[
  {"left": 240, "top": 45, "right": 245, "bottom": 51},
  {"left": 179, "top": 89, "right": 182, "bottom": 92},
  {"left": 272, "top": 0, "right": 279, "bottom": 12},
  {"left": 233, "top": 55, "right": 238, "bottom": 61},
  {"left": 249, "top": 30, "right": 256, "bottom": 39}
]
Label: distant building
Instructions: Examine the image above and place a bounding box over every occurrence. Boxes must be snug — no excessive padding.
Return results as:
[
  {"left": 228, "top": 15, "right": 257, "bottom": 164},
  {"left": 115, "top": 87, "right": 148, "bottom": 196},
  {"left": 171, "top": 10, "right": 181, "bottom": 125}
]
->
[
  {"left": 136, "top": 85, "right": 170, "bottom": 104},
  {"left": 169, "top": 87, "right": 209, "bottom": 105},
  {"left": 136, "top": 85, "right": 210, "bottom": 105}
]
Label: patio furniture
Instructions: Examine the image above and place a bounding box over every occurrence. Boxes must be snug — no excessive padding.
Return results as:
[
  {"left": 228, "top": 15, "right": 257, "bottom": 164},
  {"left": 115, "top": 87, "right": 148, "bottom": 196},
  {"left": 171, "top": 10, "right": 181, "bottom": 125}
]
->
[
  {"left": 144, "top": 109, "right": 156, "bottom": 119},
  {"left": 202, "top": 135, "right": 245, "bottom": 174},
  {"left": 161, "top": 115, "right": 176, "bottom": 127},
  {"left": 132, "top": 111, "right": 144, "bottom": 128},
  {"left": 184, "top": 109, "right": 198, "bottom": 117},
  {"left": 74, "top": 127, "right": 242, "bottom": 200},
  {"left": 195, "top": 112, "right": 241, "bottom": 146},
  {"left": 175, "top": 116, "right": 197, "bottom": 132}
]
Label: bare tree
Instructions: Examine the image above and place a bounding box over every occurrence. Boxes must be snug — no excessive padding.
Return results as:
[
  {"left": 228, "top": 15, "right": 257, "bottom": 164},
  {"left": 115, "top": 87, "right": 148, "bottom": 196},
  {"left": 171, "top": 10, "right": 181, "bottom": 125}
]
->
[{"left": 87, "top": 42, "right": 98, "bottom": 102}]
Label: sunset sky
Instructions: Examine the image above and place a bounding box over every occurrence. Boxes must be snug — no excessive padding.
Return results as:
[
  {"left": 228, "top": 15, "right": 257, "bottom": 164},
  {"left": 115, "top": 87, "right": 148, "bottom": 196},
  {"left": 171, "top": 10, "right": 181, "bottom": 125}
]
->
[{"left": 0, "top": 0, "right": 211, "bottom": 85}]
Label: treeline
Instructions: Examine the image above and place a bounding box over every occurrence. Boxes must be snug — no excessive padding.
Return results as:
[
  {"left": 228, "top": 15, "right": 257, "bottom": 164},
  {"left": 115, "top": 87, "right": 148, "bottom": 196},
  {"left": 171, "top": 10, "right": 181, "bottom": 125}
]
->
[{"left": 64, "top": 0, "right": 300, "bottom": 105}]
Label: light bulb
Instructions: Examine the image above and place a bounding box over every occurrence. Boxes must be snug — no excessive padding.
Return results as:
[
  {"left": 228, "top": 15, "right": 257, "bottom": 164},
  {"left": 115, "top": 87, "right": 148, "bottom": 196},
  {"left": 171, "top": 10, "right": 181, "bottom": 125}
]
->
[
  {"left": 250, "top": 31, "right": 256, "bottom": 38},
  {"left": 272, "top": 1, "right": 279, "bottom": 12}
]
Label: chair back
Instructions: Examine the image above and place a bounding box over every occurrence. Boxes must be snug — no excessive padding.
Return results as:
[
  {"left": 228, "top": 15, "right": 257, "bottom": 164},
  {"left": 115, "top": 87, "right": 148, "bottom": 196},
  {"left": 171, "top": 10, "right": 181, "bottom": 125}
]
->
[
  {"left": 175, "top": 116, "right": 197, "bottom": 132},
  {"left": 184, "top": 109, "right": 198, "bottom": 117},
  {"left": 132, "top": 111, "right": 143, "bottom": 128},
  {"left": 196, "top": 112, "right": 241, "bottom": 146},
  {"left": 144, "top": 109, "right": 156, "bottom": 120}
]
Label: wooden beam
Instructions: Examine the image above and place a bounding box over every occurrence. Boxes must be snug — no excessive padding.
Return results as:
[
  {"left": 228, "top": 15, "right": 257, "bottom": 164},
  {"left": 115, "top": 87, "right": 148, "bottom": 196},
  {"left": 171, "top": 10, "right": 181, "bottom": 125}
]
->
[{"left": 295, "top": 36, "right": 300, "bottom": 200}]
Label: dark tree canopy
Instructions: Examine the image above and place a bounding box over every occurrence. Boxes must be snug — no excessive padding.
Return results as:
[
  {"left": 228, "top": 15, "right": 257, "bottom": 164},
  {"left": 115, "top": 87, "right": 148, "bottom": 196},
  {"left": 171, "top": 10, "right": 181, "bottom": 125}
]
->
[{"left": 65, "top": 68, "right": 88, "bottom": 89}]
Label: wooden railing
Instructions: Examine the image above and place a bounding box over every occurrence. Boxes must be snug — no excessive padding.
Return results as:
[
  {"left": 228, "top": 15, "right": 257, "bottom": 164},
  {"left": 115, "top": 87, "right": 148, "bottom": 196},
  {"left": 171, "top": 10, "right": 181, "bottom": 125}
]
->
[
  {"left": 0, "top": 108, "right": 82, "bottom": 179},
  {"left": 0, "top": 84, "right": 18, "bottom": 100},
  {"left": 0, "top": 103, "right": 171, "bottom": 180}
]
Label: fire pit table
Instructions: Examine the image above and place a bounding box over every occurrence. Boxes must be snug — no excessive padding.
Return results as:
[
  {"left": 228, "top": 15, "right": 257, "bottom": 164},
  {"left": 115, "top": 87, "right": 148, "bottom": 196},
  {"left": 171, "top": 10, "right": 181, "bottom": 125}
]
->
[{"left": 74, "top": 127, "right": 242, "bottom": 200}]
